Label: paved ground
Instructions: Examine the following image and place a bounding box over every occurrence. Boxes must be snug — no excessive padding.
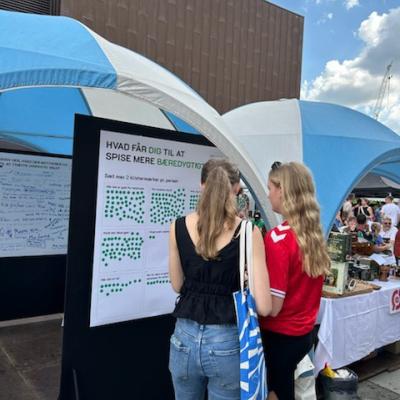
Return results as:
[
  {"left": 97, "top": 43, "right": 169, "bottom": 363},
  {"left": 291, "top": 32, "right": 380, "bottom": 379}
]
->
[
  {"left": 0, "top": 317, "right": 62, "bottom": 400},
  {"left": 358, "top": 371, "right": 400, "bottom": 399},
  {"left": 352, "top": 349, "right": 400, "bottom": 399},
  {"left": 0, "top": 316, "right": 399, "bottom": 399}
]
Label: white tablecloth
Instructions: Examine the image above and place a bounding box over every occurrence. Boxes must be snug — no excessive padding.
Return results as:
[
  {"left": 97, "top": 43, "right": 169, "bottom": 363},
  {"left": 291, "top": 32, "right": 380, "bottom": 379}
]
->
[{"left": 314, "top": 279, "right": 400, "bottom": 375}]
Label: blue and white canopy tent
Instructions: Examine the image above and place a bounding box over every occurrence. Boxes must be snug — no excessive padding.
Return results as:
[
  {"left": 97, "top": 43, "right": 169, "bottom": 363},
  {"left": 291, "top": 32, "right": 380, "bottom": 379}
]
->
[
  {"left": 223, "top": 99, "right": 400, "bottom": 234},
  {"left": 3, "top": 11, "right": 400, "bottom": 235},
  {"left": 0, "top": 10, "right": 272, "bottom": 215}
]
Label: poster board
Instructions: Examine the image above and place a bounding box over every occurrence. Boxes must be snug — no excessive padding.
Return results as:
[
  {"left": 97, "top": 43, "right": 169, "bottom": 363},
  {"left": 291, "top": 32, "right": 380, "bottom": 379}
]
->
[
  {"left": 0, "top": 150, "right": 71, "bottom": 257},
  {"left": 90, "top": 129, "right": 223, "bottom": 326},
  {"left": 60, "top": 114, "right": 222, "bottom": 399}
]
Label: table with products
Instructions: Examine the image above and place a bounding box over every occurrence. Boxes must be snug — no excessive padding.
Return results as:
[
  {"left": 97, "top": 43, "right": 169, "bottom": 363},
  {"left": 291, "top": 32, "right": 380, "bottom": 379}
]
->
[{"left": 314, "top": 278, "right": 400, "bottom": 375}]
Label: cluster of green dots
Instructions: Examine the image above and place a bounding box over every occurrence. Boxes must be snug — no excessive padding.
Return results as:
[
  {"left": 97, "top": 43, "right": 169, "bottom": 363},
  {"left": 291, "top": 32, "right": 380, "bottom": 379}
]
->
[
  {"left": 104, "top": 189, "right": 145, "bottom": 223},
  {"left": 148, "top": 234, "right": 156, "bottom": 239},
  {"left": 100, "top": 279, "right": 142, "bottom": 296},
  {"left": 189, "top": 194, "right": 200, "bottom": 211},
  {"left": 150, "top": 188, "right": 186, "bottom": 225},
  {"left": 101, "top": 232, "right": 144, "bottom": 266},
  {"left": 147, "top": 278, "right": 171, "bottom": 285}
]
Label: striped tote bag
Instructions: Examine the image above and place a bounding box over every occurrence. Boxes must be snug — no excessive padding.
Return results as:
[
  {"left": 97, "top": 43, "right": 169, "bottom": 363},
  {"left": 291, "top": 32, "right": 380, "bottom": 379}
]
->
[{"left": 233, "top": 220, "right": 268, "bottom": 400}]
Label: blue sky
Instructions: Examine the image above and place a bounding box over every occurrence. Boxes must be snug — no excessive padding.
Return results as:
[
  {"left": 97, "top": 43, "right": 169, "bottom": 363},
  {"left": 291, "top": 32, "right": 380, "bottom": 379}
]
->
[
  {"left": 269, "top": 0, "right": 400, "bottom": 133},
  {"left": 271, "top": 0, "right": 399, "bottom": 82}
]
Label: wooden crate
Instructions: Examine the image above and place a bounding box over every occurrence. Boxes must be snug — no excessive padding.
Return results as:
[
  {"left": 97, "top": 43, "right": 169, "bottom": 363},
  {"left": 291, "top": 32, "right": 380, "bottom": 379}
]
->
[{"left": 322, "top": 280, "right": 379, "bottom": 298}]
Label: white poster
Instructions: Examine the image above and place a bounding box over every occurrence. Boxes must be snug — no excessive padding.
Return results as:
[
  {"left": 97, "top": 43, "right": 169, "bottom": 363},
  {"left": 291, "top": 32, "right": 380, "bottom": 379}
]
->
[
  {"left": 0, "top": 152, "right": 71, "bottom": 257},
  {"left": 90, "top": 130, "right": 223, "bottom": 326}
]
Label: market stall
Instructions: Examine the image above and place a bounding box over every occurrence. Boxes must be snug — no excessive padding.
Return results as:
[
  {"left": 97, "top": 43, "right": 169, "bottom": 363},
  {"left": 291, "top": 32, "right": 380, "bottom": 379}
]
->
[
  {"left": 314, "top": 225, "right": 400, "bottom": 376},
  {"left": 315, "top": 278, "right": 400, "bottom": 374}
]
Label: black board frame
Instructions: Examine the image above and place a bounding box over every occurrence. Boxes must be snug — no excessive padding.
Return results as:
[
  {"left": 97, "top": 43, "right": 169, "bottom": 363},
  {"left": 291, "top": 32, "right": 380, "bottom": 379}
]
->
[{"left": 59, "top": 114, "right": 215, "bottom": 399}]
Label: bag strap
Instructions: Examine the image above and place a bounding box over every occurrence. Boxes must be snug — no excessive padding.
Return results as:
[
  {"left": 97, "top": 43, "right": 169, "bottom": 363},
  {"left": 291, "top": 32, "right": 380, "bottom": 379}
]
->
[
  {"left": 239, "top": 220, "right": 247, "bottom": 292},
  {"left": 246, "top": 220, "right": 255, "bottom": 295},
  {"left": 239, "top": 220, "right": 254, "bottom": 294}
]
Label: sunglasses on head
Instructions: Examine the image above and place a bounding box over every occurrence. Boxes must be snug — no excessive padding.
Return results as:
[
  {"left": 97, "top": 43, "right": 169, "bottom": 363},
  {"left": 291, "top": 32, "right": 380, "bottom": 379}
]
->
[{"left": 271, "top": 161, "right": 282, "bottom": 170}]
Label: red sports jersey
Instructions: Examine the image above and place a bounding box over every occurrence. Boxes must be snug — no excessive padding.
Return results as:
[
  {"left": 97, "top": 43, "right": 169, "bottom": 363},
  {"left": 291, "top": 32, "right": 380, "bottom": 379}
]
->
[{"left": 259, "top": 222, "right": 323, "bottom": 336}]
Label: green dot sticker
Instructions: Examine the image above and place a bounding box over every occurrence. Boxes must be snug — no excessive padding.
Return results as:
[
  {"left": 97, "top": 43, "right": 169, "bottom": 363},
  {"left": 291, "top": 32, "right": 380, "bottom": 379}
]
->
[
  {"left": 104, "top": 188, "right": 145, "bottom": 223},
  {"left": 101, "top": 232, "right": 144, "bottom": 266}
]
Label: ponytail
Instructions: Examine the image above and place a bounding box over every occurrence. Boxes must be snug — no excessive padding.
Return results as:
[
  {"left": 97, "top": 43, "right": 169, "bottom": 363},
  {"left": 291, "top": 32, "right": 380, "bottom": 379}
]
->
[{"left": 196, "top": 160, "right": 239, "bottom": 259}]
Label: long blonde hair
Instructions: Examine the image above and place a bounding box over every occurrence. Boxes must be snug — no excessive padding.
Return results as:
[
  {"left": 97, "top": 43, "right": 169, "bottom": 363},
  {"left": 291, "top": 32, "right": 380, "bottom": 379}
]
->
[
  {"left": 196, "top": 159, "right": 240, "bottom": 260},
  {"left": 269, "top": 162, "right": 330, "bottom": 277}
]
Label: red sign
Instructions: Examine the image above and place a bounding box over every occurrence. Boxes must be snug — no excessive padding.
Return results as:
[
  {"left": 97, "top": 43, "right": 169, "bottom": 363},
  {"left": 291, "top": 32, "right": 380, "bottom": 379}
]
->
[{"left": 390, "top": 289, "right": 400, "bottom": 314}]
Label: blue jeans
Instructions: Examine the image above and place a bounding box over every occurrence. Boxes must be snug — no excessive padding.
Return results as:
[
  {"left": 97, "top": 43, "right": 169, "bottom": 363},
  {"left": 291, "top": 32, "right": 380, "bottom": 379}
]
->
[{"left": 169, "top": 318, "right": 240, "bottom": 400}]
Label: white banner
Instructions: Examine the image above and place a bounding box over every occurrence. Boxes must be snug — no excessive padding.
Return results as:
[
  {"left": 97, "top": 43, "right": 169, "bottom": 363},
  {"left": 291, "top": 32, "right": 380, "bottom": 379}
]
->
[
  {"left": 90, "top": 130, "right": 223, "bottom": 326},
  {"left": 0, "top": 152, "right": 71, "bottom": 257}
]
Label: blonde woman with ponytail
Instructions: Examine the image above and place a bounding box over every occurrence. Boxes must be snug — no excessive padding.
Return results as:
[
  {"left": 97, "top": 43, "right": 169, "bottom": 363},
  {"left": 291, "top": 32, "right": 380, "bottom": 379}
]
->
[
  {"left": 260, "top": 161, "right": 330, "bottom": 400},
  {"left": 168, "top": 159, "right": 271, "bottom": 400}
]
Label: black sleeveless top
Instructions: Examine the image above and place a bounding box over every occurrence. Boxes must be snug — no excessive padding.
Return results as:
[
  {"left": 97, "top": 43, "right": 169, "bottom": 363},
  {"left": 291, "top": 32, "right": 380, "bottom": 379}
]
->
[{"left": 172, "top": 217, "right": 241, "bottom": 325}]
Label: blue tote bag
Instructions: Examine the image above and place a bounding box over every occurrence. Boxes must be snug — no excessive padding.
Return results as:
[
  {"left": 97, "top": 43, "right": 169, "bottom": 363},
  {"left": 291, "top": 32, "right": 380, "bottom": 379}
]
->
[{"left": 233, "top": 220, "right": 268, "bottom": 400}]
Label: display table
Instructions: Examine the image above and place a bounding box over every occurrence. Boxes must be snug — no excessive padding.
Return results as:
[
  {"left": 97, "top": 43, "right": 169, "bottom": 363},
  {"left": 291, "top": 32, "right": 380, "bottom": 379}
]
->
[{"left": 314, "top": 279, "right": 400, "bottom": 375}]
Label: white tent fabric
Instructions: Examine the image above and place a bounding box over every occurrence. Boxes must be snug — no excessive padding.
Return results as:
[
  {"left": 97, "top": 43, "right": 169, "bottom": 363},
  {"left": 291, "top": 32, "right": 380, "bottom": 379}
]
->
[
  {"left": 223, "top": 99, "right": 303, "bottom": 227},
  {"left": 88, "top": 30, "right": 270, "bottom": 213},
  {"left": 382, "top": 177, "right": 400, "bottom": 189},
  {"left": 223, "top": 99, "right": 400, "bottom": 233},
  {"left": 81, "top": 88, "right": 175, "bottom": 130},
  {"left": 355, "top": 173, "right": 400, "bottom": 191}
]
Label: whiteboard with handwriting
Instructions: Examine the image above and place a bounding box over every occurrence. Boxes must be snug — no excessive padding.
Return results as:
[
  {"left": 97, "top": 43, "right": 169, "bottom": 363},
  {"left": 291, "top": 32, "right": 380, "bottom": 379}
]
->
[{"left": 0, "top": 152, "right": 71, "bottom": 257}]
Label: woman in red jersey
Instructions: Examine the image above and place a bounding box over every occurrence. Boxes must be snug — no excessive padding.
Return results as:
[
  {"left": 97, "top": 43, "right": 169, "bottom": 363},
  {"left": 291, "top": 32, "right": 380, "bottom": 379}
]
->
[{"left": 260, "top": 161, "right": 330, "bottom": 400}]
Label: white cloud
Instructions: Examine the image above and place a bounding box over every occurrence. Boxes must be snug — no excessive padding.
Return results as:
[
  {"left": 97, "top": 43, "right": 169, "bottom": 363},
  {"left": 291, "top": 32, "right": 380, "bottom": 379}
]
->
[
  {"left": 302, "top": 7, "right": 400, "bottom": 134},
  {"left": 345, "top": 0, "right": 359, "bottom": 10},
  {"left": 311, "top": 0, "right": 359, "bottom": 8},
  {"left": 317, "top": 12, "right": 334, "bottom": 24}
]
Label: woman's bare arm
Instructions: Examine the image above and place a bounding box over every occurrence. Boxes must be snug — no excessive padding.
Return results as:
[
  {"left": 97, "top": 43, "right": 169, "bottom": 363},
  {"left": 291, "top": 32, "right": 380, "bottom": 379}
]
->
[
  {"left": 252, "top": 227, "right": 272, "bottom": 316},
  {"left": 169, "top": 221, "right": 184, "bottom": 293},
  {"left": 269, "top": 295, "right": 284, "bottom": 317}
]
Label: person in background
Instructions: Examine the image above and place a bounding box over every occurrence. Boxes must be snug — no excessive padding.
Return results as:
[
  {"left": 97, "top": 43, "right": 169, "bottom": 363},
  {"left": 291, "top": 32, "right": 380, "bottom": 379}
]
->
[
  {"left": 394, "top": 223, "right": 400, "bottom": 266},
  {"left": 342, "top": 193, "right": 355, "bottom": 218},
  {"left": 354, "top": 198, "right": 374, "bottom": 222},
  {"left": 371, "top": 222, "right": 390, "bottom": 253},
  {"left": 380, "top": 216, "right": 398, "bottom": 253},
  {"left": 355, "top": 214, "right": 373, "bottom": 241},
  {"left": 340, "top": 210, "right": 349, "bottom": 228},
  {"left": 381, "top": 195, "right": 400, "bottom": 227},
  {"left": 353, "top": 198, "right": 362, "bottom": 217},
  {"left": 252, "top": 210, "right": 267, "bottom": 237},
  {"left": 374, "top": 202, "right": 383, "bottom": 224},
  {"left": 260, "top": 161, "right": 330, "bottom": 400},
  {"left": 332, "top": 211, "right": 343, "bottom": 231},
  {"left": 342, "top": 215, "right": 358, "bottom": 242},
  {"left": 168, "top": 159, "right": 271, "bottom": 400},
  {"left": 343, "top": 215, "right": 357, "bottom": 233},
  {"left": 236, "top": 186, "right": 250, "bottom": 219}
]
